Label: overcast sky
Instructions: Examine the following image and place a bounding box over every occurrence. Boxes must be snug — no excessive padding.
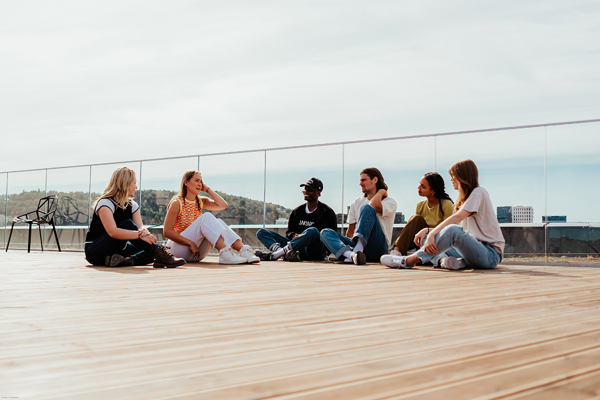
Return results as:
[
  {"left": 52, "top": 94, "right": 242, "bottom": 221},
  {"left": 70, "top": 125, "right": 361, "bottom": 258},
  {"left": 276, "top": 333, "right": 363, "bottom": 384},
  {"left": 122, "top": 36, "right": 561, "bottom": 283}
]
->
[{"left": 2, "top": 0, "right": 599, "bottom": 173}]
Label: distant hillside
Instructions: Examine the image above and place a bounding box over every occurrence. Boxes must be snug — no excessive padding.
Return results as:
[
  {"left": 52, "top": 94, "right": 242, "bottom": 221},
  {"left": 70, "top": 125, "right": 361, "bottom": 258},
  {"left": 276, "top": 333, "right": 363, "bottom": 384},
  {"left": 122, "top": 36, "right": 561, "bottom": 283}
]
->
[
  {"left": 138, "top": 190, "right": 291, "bottom": 226},
  {"left": 0, "top": 190, "right": 291, "bottom": 226}
]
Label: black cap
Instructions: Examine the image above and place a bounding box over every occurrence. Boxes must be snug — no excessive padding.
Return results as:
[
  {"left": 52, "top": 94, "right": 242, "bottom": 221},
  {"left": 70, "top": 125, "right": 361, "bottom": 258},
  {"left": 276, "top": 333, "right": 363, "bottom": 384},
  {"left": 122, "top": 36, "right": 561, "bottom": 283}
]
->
[{"left": 300, "top": 177, "right": 323, "bottom": 192}]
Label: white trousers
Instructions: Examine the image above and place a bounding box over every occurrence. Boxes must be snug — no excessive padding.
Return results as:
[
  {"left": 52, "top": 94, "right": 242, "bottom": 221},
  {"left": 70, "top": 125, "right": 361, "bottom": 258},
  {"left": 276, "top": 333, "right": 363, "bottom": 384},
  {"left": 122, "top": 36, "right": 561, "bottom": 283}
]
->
[{"left": 166, "top": 213, "right": 241, "bottom": 261}]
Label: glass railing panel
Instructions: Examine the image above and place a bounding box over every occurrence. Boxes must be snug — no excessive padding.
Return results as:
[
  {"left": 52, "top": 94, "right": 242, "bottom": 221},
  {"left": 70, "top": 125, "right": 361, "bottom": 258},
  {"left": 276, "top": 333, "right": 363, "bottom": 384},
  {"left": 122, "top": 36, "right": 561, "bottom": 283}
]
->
[
  {"left": 138, "top": 157, "right": 199, "bottom": 227},
  {"left": 0, "top": 173, "right": 7, "bottom": 248},
  {"left": 45, "top": 166, "right": 92, "bottom": 250},
  {"left": 90, "top": 163, "right": 141, "bottom": 204},
  {"left": 343, "top": 138, "right": 436, "bottom": 232},
  {"left": 47, "top": 167, "right": 92, "bottom": 226},
  {"left": 193, "top": 152, "right": 265, "bottom": 248},
  {"left": 4, "top": 170, "right": 48, "bottom": 250},
  {"left": 262, "top": 145, "right": 343, "bottom": 250},
  {"left": 546, "top": 122, "right": 600, "bottom": 257},
  {"left": 436, "top": 128, "right": 546, "bottom": 257},
  {"left": 265, "top": 144, "right": 343, "bottom": 216}
]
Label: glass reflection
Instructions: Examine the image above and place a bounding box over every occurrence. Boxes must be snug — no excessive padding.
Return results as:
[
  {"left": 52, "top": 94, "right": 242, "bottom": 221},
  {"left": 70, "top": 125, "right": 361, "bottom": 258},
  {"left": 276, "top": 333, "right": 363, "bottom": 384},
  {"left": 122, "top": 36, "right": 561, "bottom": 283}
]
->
[
  {"left": 47, "top": 167, "right": 91, "bottom": 227},
  {"left": 546, "top": 123, "right": 600, "bottom": 257}
]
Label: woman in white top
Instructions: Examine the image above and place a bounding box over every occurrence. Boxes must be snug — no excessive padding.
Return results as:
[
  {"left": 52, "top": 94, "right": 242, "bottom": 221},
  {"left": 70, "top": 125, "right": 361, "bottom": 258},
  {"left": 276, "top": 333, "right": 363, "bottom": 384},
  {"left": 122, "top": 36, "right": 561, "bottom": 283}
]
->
[{"left": 381, "top": 159, "right": 504, "bottom": 270}]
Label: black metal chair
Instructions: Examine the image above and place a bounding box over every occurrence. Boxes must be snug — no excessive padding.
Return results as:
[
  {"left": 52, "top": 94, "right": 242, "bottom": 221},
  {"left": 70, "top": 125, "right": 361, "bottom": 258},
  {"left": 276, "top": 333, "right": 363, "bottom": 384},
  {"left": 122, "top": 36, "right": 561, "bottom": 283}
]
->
[{"left": 6, "top": 195, "right": 62, "bottom": 253}]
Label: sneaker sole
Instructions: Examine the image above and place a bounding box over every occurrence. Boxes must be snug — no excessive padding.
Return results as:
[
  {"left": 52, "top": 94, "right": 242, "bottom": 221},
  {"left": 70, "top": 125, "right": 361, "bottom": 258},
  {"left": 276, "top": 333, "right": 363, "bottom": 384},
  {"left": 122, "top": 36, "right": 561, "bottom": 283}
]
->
[
  {"left": 443, "top": 258, "right": 466, "bottom": 270},
  {"left": 354, "top": 251, "right": 367, "bottom": 265},
  {"left": 153, "top": 260, "right": 186, "bottom": 268}
]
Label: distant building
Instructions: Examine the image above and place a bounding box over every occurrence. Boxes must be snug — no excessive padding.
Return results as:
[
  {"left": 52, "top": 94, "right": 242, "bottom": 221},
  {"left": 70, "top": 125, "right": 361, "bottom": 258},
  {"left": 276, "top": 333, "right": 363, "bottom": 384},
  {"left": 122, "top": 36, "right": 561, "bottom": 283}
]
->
[
  {"left": 335, "top": 211, "right": 405, "bottom": 224},
  {"left": 394, "top": 212, "right": 405, "bottom": 224},
  {"left": 543, "top": 215, "right": 567, "bottom": 223},
  {"left": 497, "top": 206, "right": 512, "bottom": 223},
  {"left": 275, "top": 217, "right": 288, "bottom": 225},
  {"left": 512, "top": 205, "right": 534, "bottom": 223}
]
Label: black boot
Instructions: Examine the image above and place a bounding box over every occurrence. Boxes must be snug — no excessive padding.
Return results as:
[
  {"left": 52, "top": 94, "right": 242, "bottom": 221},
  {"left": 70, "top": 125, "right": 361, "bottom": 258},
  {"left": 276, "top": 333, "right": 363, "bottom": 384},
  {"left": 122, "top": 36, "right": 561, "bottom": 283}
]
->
[{"left": 105, "top": 254, "right": 134, "bottom": 267}]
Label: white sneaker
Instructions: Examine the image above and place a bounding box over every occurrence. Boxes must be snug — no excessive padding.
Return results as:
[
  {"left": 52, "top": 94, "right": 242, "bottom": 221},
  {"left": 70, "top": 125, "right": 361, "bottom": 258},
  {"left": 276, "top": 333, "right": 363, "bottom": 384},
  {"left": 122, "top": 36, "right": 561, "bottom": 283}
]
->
[
  {"left": 380, "top": 254, "right": 412, "bottom": 269},
  {"left": 219, "top": 247, "right": 247, "bottom": 264},
  {"left": 390, "top": 249, "right": 403, "bottom": 257},
  {"left": 238, "top": 245, "right": 260, "bottom": 263},
  {"left": 440, "top": 257, "right": 466, "bottom": 270}
]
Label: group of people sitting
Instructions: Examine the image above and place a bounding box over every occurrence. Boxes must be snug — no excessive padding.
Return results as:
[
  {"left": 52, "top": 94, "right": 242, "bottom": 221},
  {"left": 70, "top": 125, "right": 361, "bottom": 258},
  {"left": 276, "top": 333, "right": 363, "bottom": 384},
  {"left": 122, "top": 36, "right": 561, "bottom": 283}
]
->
[{"left": 84, "top": 159, "right": 505, "bottom": 271}]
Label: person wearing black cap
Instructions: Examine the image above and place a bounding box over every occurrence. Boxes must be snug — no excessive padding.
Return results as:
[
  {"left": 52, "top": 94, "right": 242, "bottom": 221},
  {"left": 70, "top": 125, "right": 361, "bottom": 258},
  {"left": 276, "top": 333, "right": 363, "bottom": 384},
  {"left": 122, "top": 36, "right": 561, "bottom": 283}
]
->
[{"left": 255, "top": 177, "right": 337, "bottom": 261}]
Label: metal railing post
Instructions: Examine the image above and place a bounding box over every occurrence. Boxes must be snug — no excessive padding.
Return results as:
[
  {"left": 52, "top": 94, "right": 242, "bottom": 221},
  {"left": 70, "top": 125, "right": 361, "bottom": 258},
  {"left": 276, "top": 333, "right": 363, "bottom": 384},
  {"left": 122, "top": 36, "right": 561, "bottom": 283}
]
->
[
  {"left": 263, "top": 150, "right": 267, "bottom": 228},
  {"left": 341, "top": 144, "right": 345, "bottom": 232},
  {"left": 544, "top": 126, "right": 548, "bottom": 263}
]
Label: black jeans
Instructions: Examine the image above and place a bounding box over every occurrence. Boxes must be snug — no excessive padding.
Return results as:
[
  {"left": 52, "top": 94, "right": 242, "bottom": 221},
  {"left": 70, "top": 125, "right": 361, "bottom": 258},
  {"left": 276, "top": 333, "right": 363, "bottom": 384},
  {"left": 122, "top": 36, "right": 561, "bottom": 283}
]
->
[{"left": 85, "top": 219, "right": 157, "bottom": 266}]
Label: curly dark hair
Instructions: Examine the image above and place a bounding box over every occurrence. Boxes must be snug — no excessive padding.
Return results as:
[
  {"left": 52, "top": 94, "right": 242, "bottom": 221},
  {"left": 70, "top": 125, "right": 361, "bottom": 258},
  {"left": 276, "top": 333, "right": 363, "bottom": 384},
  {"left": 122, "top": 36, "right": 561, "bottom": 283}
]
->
[{"left": 423, "top": 172, "right": 453, "bottom": 218}]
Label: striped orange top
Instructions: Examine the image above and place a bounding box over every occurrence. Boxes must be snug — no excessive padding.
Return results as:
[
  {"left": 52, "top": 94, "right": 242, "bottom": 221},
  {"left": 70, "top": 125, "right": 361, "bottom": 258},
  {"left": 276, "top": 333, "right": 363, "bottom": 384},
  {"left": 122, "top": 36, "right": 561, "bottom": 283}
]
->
[{"left": 169, "top": 196, "right": 203, "bottom": 233}]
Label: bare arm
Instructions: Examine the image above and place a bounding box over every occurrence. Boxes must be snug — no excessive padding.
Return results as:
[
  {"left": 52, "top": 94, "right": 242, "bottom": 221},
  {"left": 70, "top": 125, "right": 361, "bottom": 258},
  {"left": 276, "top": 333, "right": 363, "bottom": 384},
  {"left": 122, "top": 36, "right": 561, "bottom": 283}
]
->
[
  {"left": 98, "top": 207, "right": 155, "bottom": 244},
  {"left": 346, "top": 223, "right": 356, "bottom": 238},
  {"left": 132, "top": 209, "right": 156, "bottom": 244},
  {"left": 369, "top": 189, "right": 387, "bottom": 214},
  {"left": 199, "top": 182, "right": 228, "bottom": 211}
]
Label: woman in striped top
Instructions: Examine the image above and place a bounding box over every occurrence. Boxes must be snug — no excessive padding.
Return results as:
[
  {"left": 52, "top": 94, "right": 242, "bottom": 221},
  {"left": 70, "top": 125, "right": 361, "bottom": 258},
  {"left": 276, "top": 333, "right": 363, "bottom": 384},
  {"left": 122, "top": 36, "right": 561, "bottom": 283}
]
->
[{"left": 163, "top": 170, "right": 259, "bottom": 264}]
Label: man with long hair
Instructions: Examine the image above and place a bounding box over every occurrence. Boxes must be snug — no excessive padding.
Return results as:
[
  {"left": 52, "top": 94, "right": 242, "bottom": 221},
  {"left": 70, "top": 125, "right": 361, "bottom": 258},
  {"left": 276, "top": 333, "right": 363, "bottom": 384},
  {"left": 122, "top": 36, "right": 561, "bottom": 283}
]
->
[{"left": 320, "top": 168, "right": 397, "bottom": 265}]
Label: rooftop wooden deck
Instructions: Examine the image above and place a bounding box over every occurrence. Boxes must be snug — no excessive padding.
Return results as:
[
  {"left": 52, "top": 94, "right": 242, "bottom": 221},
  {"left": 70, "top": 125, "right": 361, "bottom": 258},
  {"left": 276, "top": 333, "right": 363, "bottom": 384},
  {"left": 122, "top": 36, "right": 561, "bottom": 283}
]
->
[{"left": 2, "top": 251, "right": 600, "bottom": 400}]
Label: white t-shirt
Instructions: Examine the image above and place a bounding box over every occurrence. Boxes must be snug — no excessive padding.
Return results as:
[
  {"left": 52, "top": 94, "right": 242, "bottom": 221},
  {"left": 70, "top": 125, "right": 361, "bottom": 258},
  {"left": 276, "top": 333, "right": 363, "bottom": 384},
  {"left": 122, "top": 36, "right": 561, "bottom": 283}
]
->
[
  {"left": 461, "top": 187, "right": 505, "bottom": 257},
  {"left": 95, "top": 198, "right": 139, "bottom": 214},
  {"left": 348, "top": 196, "right": 397, "bottom": 246}
]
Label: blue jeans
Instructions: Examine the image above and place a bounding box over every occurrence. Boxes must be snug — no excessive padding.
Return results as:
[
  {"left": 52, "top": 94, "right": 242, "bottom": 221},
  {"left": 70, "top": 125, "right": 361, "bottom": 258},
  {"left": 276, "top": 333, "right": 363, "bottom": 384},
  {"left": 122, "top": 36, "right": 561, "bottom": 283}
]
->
[
  {"left": 256, "top": 227, "right": 327, "bottom": 260},
  {"left": 415, "top": 225, "right": 501, "bottom": 269},
  {"left": 85, "top": 219, "right": 157, "bottom": 266},
  {"left": 320, "top": 204, "right": 389, "bottom": 262}
]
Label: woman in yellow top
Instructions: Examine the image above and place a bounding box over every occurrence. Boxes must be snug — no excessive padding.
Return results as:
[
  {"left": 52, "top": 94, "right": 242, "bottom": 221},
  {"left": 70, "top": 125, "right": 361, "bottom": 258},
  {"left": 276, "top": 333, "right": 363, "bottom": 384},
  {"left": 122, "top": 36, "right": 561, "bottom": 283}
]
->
[
  {"left": 392, "top": 172, "right": 454, "bottom": 255},
  {"left": 163, "top": 170, "right": 259, "bottom": 264}
]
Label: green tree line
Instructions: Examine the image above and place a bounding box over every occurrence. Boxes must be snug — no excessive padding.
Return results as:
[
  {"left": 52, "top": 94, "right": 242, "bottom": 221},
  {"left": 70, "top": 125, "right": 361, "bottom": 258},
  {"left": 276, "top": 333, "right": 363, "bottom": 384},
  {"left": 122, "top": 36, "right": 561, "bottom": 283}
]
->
[{"left": 0, "top": 190, "right": 290, "bottom": 227}]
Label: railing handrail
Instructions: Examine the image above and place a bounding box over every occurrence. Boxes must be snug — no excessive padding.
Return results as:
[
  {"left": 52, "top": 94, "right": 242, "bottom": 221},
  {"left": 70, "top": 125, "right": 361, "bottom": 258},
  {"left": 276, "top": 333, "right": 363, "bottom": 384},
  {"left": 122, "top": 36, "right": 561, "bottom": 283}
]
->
[{"left": 2, "top": 118, "right": 599, "bottom": 174}]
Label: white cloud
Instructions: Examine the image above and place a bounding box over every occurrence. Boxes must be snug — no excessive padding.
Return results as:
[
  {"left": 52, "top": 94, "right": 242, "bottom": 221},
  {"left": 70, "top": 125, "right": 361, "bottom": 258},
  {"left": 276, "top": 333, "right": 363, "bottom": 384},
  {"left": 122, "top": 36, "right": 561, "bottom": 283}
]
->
[{"left": 1, "top": 0, "right": 599, "bottom": 173}]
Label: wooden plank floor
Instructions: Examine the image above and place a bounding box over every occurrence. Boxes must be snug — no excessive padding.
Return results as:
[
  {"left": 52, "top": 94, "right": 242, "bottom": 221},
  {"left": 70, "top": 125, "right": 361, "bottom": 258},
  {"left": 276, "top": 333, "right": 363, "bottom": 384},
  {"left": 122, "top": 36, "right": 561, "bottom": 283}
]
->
[{"left": 1, "top": 251, "right": 600, "bottom": 400}]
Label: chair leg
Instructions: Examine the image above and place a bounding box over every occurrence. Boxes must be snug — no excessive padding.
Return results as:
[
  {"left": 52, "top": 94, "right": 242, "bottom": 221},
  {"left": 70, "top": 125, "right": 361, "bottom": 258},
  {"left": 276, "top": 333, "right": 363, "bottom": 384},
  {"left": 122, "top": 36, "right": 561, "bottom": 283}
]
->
[
  {"left": 38, "top": 225, "right": 44, "bottom": 252},
  {"left": 6, "top": 223, "right": 15, "bottom": 252},
  {"left": 51, "top": 222, "right": 61, "bottom": 252},
  {"left": 28, "top": 224, "right": 32, "bottom": 253}
]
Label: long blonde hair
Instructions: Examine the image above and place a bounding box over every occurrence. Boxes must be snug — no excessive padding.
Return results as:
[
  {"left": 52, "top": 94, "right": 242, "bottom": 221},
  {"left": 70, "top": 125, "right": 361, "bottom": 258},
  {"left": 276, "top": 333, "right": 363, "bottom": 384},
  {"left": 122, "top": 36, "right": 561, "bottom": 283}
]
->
[
  {"left": 173, "top": 170, "right": 202, "bottom": 211},
  {"left": 94, "top": 167, "right": 136, "bottom": 209},
  {"left": 448, "top": 159, "right": 479, "bottom": 211}
]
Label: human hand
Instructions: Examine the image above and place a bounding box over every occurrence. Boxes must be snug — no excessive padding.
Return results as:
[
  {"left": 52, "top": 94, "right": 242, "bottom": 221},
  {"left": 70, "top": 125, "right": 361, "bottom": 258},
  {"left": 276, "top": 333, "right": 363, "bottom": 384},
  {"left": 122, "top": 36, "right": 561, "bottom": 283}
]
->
[
  {"left": 189, "top": 242, "right": 200, "bottom": 259},
  {"left": 414, "top": 229, "right": 427, "bottom": 247},
  {"left": 200, "top": 181, "right": 210, "bottom": 192},
  {"left": 139, "top": 229, "right": 157, "bottom": 245},
  {"left": 423, "top": 235, "right": 438, "bottom": 255}
]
